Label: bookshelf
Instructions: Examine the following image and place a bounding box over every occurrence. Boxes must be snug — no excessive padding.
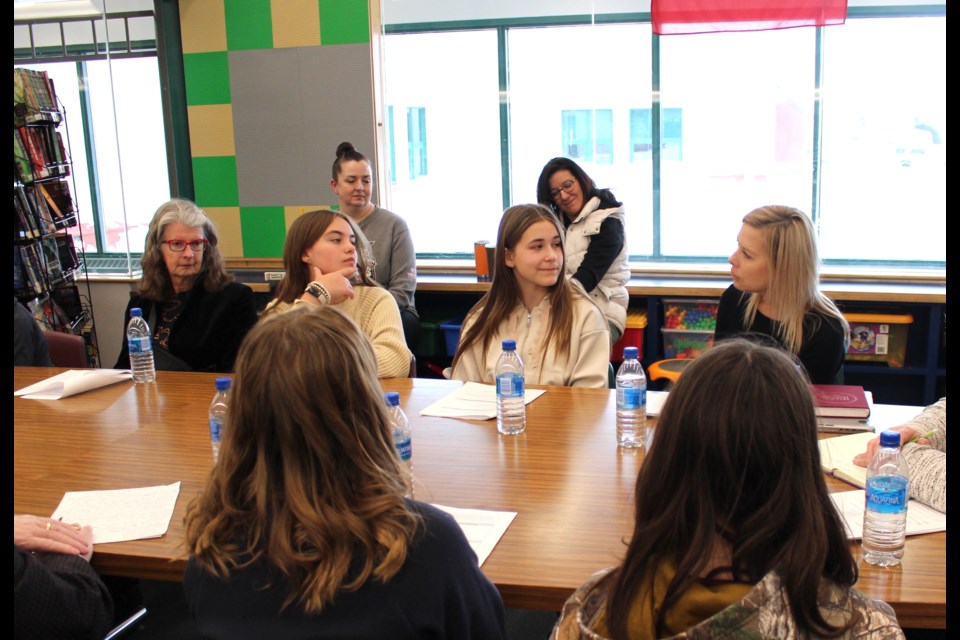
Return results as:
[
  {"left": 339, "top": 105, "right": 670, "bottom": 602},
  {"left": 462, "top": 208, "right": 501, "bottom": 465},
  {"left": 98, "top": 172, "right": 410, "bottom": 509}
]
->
[{"left": 14, "top": 67, "right": 99, "bottom": 367}]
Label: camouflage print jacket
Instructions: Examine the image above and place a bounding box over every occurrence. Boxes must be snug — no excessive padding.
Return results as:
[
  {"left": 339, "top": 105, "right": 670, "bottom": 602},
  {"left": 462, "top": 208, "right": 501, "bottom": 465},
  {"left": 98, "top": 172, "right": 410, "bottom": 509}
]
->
[{"left": 551, "top": 567, "right": 905, "bottom": 640}]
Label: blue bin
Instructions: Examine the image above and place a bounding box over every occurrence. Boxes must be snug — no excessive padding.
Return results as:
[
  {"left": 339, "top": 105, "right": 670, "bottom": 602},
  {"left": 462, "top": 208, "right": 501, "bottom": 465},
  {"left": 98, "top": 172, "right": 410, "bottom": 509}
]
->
[{"left": 438, "top": 319, "right": 463, "bottom": 357}]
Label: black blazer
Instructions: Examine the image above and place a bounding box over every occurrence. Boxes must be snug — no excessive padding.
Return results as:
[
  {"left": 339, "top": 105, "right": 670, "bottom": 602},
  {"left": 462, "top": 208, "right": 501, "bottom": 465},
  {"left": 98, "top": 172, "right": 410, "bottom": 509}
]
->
[{"left": 114, "top": 279, "right": 258, "bottom": 373}]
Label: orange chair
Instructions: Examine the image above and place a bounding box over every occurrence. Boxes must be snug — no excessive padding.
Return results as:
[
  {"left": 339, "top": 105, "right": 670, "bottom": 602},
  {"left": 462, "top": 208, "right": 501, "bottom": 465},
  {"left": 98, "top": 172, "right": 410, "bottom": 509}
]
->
[
  {"left": 647, "top": 358, "right": 692, "bottom": 389},
  {"left": 42, "top": 330, "right": 89, "bottom": 368}
]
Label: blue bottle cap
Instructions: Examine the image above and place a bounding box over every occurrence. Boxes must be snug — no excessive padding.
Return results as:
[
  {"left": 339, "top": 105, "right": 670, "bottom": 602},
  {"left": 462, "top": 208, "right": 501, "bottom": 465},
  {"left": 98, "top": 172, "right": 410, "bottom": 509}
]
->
[
  {"left": 130, "top": 308, "right": 142, "bottom": 317},
  {"left": 623, "top": 346, "right": 639, "bottom": 359},
  {"left": 215, "top": 377, "right": 231, "bottom": 391},
  {"left": 502, "top": 339, "right": 516, "bottom": 351},
  {"left": 879, "top": 430, "right": 901, "bottom": 448},
  {"left": 385, "top": 391, "right": 400, "bottom": 406}
]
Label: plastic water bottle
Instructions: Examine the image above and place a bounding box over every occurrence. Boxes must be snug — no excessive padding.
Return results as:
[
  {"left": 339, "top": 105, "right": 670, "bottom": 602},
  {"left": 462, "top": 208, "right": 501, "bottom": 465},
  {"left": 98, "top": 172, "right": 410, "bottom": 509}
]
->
[
  {"left": 208, "top": 377, "right": 231, "bottom": 463},
  {"left": 862, "top": 430, "right": 910, "bottom": 566},
  {"left": 495, "top": 339, "right": 526, "bottom": 435},
  {"left": 126, "top": 307, "right": 156, "bottom": 383},
  {"left": 616, "top": 346, "right": 646, "bottom": 448},
  {"left": 386, "top": 392, "right": 412, "bottom": 494}
]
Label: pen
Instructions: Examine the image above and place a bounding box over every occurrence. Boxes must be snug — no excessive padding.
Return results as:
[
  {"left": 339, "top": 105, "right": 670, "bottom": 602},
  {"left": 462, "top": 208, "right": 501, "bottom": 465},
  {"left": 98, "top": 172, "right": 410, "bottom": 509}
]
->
[{"left": 907, "top": 430, "right": 935, "bottom": 444}]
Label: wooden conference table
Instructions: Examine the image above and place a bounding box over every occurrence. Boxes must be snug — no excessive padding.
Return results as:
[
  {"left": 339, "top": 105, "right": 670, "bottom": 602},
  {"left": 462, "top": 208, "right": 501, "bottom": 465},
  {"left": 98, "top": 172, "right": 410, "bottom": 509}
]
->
[{"left": 13, "top": 367, "right": 945, "bottom": 628}]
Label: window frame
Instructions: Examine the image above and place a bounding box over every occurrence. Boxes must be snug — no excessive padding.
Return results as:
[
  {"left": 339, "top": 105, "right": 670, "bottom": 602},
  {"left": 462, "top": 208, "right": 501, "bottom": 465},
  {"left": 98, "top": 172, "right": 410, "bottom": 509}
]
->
[{"left": 381, "top": 7, "right": 945, "bottom": 269}]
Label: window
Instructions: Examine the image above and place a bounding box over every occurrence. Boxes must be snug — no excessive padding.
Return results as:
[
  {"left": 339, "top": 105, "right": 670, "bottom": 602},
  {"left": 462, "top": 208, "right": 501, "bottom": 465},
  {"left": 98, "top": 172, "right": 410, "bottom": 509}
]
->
[
  {"left": 15, "top": 7, "right": 171, "bottom": 265},
  {"left": 561, "top": 109, "right": 613, "bottom": 164},
  {"left": 386, "top": 105, "right": 397, "bottom": 183},
  {"left": 380, "top": 7, "right": 945, "bottom": 267},
  {"left": 381, "top": 30, "right": 501, "bottom": 254},
  {"left": 630, "top": 108, "right": 683, "bottom": 161},
  {"left": 407, "top": 107, "right": 428, "bottom": 179}
]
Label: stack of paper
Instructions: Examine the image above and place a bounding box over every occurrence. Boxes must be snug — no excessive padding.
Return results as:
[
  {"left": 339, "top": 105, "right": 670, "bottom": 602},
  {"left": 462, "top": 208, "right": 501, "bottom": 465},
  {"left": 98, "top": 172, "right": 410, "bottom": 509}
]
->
[
  {"left": 15, "top": 369, "right": 132, "bottom": 400},
  {"left": 419, "top": 382, "right": 546, "bottom": 420}
]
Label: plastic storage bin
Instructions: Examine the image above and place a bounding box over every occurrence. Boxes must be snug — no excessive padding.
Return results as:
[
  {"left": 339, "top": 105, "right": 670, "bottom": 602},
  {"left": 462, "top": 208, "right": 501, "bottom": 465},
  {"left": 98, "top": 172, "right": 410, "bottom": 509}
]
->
[
  {"left": 662, "top": 298, "right": 719, "bottom": 331},
  {"left": 438, "top": 319, "right": 464, "bottom": 357},
  {"left": 415, "top": 320, "right": 444, "bottom": 358},
  {"left": 611, "top": 308, "right": 648, "bottom": 361},
  {"left": 844, "top": 312, "right": 913, "bottom": 368},
  {"left": 662, "top": 329, "right": 715, "bottom": 359}
]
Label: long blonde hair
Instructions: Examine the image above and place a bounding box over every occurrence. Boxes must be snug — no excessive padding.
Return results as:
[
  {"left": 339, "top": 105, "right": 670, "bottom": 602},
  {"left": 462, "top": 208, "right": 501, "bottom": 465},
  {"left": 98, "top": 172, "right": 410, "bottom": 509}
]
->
[
  {"left": 451, "top": 204, "right": 588, "bottom": 370},
  {"left": 741, "top": 205, "right": 848, "bottom": 355},
  {"left": 184, "top": 305, "right": 418, "bottom": 613}
]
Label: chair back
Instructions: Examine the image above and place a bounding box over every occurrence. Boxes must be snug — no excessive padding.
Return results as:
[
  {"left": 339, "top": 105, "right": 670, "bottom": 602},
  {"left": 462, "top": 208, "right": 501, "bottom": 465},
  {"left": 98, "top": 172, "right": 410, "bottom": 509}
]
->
[
  {"left": 42, "top": 330, "right": 89, "bottom": 368},
  {"left": 409, "top": 354, "right": 417, "bottom": 378}
]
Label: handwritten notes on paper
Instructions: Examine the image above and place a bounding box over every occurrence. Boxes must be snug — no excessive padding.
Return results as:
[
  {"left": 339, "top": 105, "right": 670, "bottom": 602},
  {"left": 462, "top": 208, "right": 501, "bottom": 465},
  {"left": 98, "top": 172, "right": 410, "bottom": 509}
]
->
[
  {"left": 15, "top": 369, "right": 132, "bottom": 400},
  {"left": 51, "top": 482, "right": 181, "bottom": 544},
  {"left": 829, "top": 490, "right": 946, "bottom": 540},
  {"left": 432, "top": 504, "right": 517, "bottom": 566}
]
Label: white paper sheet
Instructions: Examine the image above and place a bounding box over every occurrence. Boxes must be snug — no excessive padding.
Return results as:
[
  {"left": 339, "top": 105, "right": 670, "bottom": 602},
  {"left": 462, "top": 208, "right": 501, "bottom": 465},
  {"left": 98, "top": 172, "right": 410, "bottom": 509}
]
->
[
  {"left": 828, "top": 490, "right": 947, "bottom": 540},
  {"left": 646, "top": 390, "right": 667, "bottom": 416},
  {"left": 51, "top": 482, "right": 181, "bottom": 544},
  {"left": 15, "top": 368, "right": 132, "bottom": 400},
  {"left": 419, "top": 381, "right": 546, "bottom": 420},
  {"left": 431, "top": 504, "right": 517, "bottom": 566}
]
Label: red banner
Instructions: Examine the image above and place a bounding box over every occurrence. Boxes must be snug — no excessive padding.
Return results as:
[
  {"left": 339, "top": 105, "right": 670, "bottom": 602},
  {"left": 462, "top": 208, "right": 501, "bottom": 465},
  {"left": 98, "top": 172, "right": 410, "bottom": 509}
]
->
[{"left": 652, "top": 0, "right": 848, "bottom": 35}]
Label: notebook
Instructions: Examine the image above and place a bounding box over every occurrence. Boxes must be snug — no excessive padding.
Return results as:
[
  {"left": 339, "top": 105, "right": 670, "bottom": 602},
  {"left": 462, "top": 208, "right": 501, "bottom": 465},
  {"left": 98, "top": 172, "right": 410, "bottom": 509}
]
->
[{"left": 818, "top": 431, "right": 876, "bottom": 488}]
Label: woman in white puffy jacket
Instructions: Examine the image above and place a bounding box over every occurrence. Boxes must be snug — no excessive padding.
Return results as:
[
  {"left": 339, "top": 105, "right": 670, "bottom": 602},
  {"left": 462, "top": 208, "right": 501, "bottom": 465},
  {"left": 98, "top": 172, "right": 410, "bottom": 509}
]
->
[{"left": 537, "top": 157, "right": 630, "bottom": 343}]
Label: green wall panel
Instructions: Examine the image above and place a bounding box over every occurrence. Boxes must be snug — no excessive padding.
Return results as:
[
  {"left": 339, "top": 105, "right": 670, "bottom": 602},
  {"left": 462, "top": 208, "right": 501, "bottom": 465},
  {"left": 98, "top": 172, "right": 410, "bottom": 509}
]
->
[
  {"left": 183, "top": 52, "right": 232, "bottom": 106},
  {"left": 225, "top": 0, "right": 274, "bottom": 51},
  {"left": 240, "top": 206, "right": 287, "bottom": 257},
  {"left": 320, "top": 0, "right": 370, "bottom": 45},
  {"left": 193, "top": 156, "right": 240, "bottom": 207}
]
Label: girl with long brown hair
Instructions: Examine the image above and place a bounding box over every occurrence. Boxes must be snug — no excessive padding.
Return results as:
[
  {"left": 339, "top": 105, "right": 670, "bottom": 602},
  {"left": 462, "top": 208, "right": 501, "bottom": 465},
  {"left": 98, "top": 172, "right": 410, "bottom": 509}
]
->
[
  {"left": 184, "top": 305, "right": 504, "bottom": 638},
  {"left": 450, "top": 204, "right": 609, "bottom": 388}
]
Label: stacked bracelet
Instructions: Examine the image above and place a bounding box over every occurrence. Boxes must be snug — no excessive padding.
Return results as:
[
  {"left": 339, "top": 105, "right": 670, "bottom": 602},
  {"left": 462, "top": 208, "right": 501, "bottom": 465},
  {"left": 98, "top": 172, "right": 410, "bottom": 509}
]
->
[{"left": 305, "top": 281, "right": 332, "bottom": 305}]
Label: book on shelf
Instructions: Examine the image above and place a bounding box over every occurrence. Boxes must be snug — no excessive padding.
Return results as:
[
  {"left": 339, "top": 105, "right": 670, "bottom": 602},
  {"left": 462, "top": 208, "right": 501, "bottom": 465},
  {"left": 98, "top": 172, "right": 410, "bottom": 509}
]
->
[
  {"left": 55, "top": 235, "right": 81, "bottom": 273},
  {"left": 14, "top": 128, "right": 35, "bottom": 183},
  {"left": 810, "top": 384, "right": 870, "bottom": 418},
  {"left": 41, "top": 180, "right": 76, "bottom": 226},
  {"left": 14, "top": 246, "right": 26, "bottom": 291},
  {"left": 15, "top": 68, "right": 58, "bottom": 115},
  {"left": 818, "top": 431, "right": 876, "bottom": 489},
  {"left": 36, "top": 183, "right": 65, "bottom": 223},
  {"left": 17, "top": 126, "right": 50, "bottom": 180},
  {"left": 19, "top": 244, "right": 44, "bottom": 296},
  {"left": 28, "top": 185, "right": 58, "bottom": 234},
  {"left": 14, "top": 187, "right": 40, "bottom": 239},
  {"left": 51, "top": 285, "right": 85, "bottom": 330},
  {"left": 41, "top": 236, "right": 64, "bottom": 285}
]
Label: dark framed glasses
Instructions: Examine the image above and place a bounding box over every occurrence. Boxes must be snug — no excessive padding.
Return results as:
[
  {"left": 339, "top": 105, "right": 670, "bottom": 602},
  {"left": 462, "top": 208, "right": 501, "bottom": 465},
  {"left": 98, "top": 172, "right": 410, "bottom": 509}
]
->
[{"left": 548, "top": 179, "right": 577, "bottom": 200}]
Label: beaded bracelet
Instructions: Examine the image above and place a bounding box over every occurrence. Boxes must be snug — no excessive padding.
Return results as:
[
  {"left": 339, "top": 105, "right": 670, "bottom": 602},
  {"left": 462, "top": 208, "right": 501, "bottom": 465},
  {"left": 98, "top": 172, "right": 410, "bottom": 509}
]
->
[{"left": 305, "top": 281, "right": 331, "bottom": 305}]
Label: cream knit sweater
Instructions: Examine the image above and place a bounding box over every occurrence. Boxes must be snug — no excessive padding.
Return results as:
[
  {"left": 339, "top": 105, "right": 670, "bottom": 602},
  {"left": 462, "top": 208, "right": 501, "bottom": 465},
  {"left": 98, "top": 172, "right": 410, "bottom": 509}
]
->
[{"left": 263, "top": 286, "right": 412, "bottom": 378}]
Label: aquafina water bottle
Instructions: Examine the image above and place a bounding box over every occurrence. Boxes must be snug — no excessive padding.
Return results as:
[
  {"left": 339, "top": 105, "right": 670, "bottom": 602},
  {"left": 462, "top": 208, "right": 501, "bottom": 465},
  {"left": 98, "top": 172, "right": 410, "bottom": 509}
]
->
[
  {"left": 615, "top": 346, "right": 646, "bottom": 448},
  {"left": 495, "top": 339, "right": 525, "bottom": 435},
  {"left": 126, "top": 307, "right": 155, "bottom": 383},
  {"left": 862, "top": 430, "right": 910, "bottom": 566}
]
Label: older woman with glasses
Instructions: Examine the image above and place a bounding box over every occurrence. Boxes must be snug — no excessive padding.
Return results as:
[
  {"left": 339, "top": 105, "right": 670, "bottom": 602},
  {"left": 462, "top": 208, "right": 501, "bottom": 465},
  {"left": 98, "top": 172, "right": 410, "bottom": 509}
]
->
[
  {"left": 114, "top": 198, "right": 258, "bottom": 373},
  {"left": 536, "top": 157, "right": 630, "bottom": 344}
]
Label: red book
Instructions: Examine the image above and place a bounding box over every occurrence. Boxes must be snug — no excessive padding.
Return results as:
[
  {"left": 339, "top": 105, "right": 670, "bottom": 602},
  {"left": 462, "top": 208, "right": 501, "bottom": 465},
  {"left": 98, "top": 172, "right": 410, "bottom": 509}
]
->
[{"left": 810, "top": 384, "right": 871, "bottom": 418}]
